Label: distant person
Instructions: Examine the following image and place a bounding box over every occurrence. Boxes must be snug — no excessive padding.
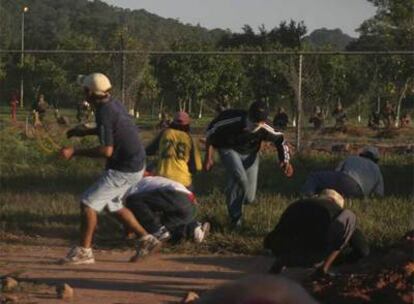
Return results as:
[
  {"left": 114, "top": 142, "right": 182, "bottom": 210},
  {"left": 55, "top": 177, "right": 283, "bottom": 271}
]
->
[
  {"left": 9, "top": 93, "right": 19, "bottom": 122},
  {"left": 60, "top": 73, "right": 159, "bottom": 264},
  {"left": 54, "top": 109, "right": 70, "bottom": 125},
  {"left": 381, "top": 101, "right": 396, "bottom": 128},
  {"left": 273, "top": 107, "right": 289, "bottom": 130},
  {"left": 146, "top": 111, "right": 202, "bottom": 189},
  {"left": 185, "top": 275, "right": 318, "bottom": 304},
  {"left": 32, "top": 94, "right": 49, "bottom": 122},
  {"left": 332, "top": 101, "right": 347, "bottom": 130},
  {"left": 215, "top": 102, "right": 227, "bottom": 115},
  {"left": 158, "top": 111, "right": 171, "bottom": 130},
  {"left": 309, "top": 106, "right": 324, "bottom": 130},
  {"left": 204, "top": 101, "right": 293, "bottom": 228},
  {"left": 400, "top": 113, "right": 411, "bottom": 128},
  {"left": 301, "top": 146, "right": 384, "bottom": 198},
  {"left": 125, "top": 176, "right": 211, "bottom": 252},
  {"left": 368, "top": 109, "right": 381, "bottom": 129},
  {"left": 264, "top": 189, "right": 369, "bottom": 277},
  {"left": 76, "top": 100, "right": 92, "bottom": 123}
]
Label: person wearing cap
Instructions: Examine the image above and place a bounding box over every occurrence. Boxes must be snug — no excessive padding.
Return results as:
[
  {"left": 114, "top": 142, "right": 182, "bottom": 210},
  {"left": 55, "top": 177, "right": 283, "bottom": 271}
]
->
[
  {"left": 124, "top": 176, "right": 211, "bottom": 255},
  {"left": 204, "top": 101, "right": 293, "bottom": 227},
  {"left": 301, "top": 146, "right": 384, "bottom": 198},
  {"left": 146, "top": 111, "right": 202, "bottom": 189},
  {"left": 264, "top": 189, "right": 369, "bottom": 276},
  {"left": 60, "top": 73, "right": 160, "bottom": 264}
]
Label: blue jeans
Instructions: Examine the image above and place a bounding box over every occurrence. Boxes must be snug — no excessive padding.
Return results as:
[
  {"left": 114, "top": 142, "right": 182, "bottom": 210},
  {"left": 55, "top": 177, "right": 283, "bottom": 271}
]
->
[{"left": 219, "top": 149, "right": 259, "bottom": 222}]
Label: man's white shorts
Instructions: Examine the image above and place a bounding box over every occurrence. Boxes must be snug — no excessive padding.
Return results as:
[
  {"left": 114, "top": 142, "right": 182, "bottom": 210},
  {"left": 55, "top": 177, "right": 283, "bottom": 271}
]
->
[{"left": 81, "top": 168, "right": 144, "bottom": 213}]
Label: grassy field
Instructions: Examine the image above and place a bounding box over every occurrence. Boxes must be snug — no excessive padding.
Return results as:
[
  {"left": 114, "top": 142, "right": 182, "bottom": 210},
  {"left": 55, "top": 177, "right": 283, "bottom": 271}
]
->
[{"left": 0, "top": 107, "right": 413, "bottom": 256}]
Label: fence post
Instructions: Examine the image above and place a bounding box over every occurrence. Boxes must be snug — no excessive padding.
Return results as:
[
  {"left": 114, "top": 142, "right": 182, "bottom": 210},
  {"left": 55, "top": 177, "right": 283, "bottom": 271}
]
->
[{"left": 295, "top": 54, "right": 303, "bottom": 153}]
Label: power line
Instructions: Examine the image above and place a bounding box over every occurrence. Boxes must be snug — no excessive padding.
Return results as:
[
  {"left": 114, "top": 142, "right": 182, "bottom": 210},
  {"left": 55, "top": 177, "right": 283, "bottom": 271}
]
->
[{"left": 1, "top": 49, "right": 413, "bottom": 55}]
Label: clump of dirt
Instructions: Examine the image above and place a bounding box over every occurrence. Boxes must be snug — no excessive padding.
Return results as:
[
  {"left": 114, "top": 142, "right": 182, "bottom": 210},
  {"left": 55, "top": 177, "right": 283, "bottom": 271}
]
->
[{"left": 305, "top": 233, "right": 414, "bottom": 304}]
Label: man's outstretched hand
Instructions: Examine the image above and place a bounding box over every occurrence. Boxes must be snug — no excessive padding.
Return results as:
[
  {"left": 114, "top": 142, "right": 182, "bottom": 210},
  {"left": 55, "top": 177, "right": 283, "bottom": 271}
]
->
[
  {"left": 280, "top": 162, "right": 294, "bottom": 177},
  {"left": 203, "top": 158, "right": 214, "bottom": 172}
]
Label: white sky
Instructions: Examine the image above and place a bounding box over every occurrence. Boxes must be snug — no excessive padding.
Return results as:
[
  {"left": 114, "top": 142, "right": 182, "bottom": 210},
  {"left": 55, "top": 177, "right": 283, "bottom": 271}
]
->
[{"left": 102, "top": 0, "right": 377, "bottom": 37}]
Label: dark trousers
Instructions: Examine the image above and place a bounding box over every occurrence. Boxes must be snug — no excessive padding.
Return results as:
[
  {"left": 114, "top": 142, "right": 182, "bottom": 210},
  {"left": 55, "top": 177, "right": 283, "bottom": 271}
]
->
[
  {"left": 125, "top": 190, "right": 195, "bottom": 234},
  {"left": 301, "top": 171, "right": 364, "bottom": 198}
]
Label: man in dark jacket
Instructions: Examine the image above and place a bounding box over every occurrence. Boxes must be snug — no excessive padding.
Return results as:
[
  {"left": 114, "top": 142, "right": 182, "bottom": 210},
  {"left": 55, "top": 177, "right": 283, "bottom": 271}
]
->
[
  {"left": 264, "top": 189, "right": 369, "bottom": 276},
  {"left": 204, "top": 101, "right": 293, "bottom": 227}
]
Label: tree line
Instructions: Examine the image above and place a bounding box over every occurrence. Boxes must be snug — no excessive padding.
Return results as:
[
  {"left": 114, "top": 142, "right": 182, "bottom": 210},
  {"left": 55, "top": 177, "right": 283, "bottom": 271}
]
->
[{"left": 0, "top": 0, "right": 412, "bottom": 119}]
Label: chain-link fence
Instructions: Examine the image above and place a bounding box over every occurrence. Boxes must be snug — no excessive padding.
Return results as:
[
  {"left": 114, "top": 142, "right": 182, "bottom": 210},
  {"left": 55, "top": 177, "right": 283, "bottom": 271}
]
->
[{"left": 1, "top": 50, "right": 413, "bottom": 149}]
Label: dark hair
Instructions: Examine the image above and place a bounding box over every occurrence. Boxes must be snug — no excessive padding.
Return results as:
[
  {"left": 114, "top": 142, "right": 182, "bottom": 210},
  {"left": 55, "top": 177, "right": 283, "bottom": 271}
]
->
[
  {"left": 170, "top": 122, "right": 190, "bottom": 133},
  {"left": 248, "top": 101, "right": 269, "bottom": 122},
  {"left": 359, "top": 152, "right": 379, "bottom": 163}
]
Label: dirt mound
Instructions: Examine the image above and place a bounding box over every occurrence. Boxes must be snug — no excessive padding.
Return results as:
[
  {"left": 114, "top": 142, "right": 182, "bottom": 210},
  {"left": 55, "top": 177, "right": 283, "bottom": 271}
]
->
[{"left": 305, "top": 235, "right": 414, "bottom": 304}]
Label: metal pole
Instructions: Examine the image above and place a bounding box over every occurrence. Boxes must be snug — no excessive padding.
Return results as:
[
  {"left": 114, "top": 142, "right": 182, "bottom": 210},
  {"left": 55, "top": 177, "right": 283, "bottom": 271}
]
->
[
  {"left": 120, "top": 28, "right": 127, "bottom": 106},
  {"left": 295, "top": 55, "right": 303, "bottom": 153},
  {"left": 20, "top": 9, "right": 25, "bottom": 108}
]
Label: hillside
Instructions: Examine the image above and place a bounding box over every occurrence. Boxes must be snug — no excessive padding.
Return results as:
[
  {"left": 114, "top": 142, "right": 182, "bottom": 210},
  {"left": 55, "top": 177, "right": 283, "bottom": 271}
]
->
[
  {"left": 0, "top": 0, "right": 225, "bottom": 50},
  {"left": 304, "top": 28, "right": 355, "bottom": 50}
]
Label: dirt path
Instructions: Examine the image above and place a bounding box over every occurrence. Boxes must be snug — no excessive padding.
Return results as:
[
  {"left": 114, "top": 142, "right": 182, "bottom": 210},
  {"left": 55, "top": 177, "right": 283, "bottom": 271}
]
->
[{"left": 0, "top": 243, "right": 273, "bottom": 304}]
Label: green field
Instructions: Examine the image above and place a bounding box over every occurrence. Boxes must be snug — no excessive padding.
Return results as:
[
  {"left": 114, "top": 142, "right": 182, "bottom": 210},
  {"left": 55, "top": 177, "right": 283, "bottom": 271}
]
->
[{"left": 0, "top": 107, "right": 413, "bottom": 255}]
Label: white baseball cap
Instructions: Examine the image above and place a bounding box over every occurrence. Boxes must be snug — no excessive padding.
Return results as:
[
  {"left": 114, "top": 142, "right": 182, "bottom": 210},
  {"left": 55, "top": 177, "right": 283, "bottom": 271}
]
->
[
  {"left": 319, "top": 189, "right": 345, "bottom": 209},
  {"left": 77, "top": 73, "right": 112, "bottom": 96}
]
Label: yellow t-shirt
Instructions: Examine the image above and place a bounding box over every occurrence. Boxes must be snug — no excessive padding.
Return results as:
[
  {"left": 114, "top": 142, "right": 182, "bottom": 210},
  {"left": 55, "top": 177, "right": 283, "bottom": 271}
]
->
[{"left": 155, "top": 129, "right": 202, "bottom": 187}]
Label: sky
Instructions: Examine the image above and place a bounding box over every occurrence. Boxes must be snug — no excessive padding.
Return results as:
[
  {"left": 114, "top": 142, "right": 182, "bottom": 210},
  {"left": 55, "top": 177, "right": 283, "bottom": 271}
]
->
[{"left": 102, "top": 0, "right": 377, "bottom": 37}]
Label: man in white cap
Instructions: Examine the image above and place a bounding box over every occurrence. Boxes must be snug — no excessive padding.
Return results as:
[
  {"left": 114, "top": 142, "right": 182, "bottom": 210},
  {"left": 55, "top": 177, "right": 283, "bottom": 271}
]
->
[
  {"left": 264, "top": 189, "right": 369, "bottom": 277},
  {"left": 60, "top": 73, "right": 160, "bottom": 264},
  {"left": 301, "top": 146, "right": 384, "bottom": 198}
]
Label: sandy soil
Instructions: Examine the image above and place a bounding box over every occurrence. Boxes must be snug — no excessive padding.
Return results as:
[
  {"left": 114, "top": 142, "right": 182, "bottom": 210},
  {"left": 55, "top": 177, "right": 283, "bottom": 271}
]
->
[
  {"left": 0, "top": 242, "right": 273, "bottom": 304},
  {"left": 1, "top": 235, "right": 412, "bottom": 304}
]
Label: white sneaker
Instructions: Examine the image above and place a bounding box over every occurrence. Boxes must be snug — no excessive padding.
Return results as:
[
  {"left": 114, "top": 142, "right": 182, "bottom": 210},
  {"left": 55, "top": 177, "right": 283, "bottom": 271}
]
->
[
  {"left": 130, "top": 235, "right": 162, "bottom": 262},
  {"left": 153, "top": 226, "right": 171, "bottom": 242},
  {"left": 193, "top": 222, "right": 211, "bottom": 243},
  {"left": 60, "top": 246, "right": 95, "bottom": 265}
]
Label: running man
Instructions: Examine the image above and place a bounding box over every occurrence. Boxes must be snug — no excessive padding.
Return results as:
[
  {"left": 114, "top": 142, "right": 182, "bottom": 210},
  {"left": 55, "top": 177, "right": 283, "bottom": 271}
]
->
[
  {"left": 60, "top": 73, "right": 160, "bottom": 264},
  {"left": 204, "top": 101, "right": 293, "bottom": 227}
]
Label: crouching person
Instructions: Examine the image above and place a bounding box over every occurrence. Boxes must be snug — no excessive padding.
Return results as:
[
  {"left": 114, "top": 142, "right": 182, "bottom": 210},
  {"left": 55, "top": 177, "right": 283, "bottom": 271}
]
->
[
  {"left": 264, "top": 189, "right": 369, "bottom": 277},
  {"left": 124, "top": 176, "right": 210, "bottom": 254}
]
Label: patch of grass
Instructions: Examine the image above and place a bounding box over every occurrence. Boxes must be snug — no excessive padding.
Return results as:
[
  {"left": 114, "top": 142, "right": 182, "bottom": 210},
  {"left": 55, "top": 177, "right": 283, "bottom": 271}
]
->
[{"left": 0, "top": 117, "right": 413, "bottom": 255}]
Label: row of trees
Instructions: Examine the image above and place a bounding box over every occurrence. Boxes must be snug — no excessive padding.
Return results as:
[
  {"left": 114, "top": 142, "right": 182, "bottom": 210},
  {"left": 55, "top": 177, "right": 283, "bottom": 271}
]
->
[{"left": 0, "top": 0, "right": 412, "bottom": 119}]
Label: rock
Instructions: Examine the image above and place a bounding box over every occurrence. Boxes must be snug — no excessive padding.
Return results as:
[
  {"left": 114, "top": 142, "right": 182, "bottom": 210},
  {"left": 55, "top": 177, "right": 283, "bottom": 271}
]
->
[
  {"left": 181, "top": 291, "right": 200, "bottom": 304},
  {"left": 2, "top": 277, "right": 18, "bottom": 291},
  {"left": 1, "top": 294, "right": 19, "bottom": 303},
  {"left": 56, "top": 283, "right": 74, "bottom": 300}
]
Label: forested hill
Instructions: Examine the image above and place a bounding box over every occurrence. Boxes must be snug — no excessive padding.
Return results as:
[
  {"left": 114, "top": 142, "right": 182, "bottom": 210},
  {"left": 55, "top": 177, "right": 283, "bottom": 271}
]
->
[
  {"left": 304, "top": 28, "right": 355, "bottom": 50},
  {"left": 0, "top": 0, "right": 226, "bottom": 50}
]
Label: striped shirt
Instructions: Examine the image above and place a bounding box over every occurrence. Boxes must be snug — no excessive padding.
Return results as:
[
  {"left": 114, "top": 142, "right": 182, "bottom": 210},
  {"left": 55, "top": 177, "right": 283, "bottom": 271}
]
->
[{"left": 206, "top": 109, "right": 290, "bottom": 162}]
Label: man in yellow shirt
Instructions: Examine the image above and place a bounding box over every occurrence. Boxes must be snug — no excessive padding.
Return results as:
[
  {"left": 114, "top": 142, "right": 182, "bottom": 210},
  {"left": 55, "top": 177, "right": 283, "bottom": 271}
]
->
[{"left": 146, "top": 111, "right": 202, "bottom": 189}]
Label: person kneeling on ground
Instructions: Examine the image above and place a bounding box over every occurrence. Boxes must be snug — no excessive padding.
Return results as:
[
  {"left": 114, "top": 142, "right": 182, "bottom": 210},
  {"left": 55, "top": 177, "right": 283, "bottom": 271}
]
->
[
  {"left": 124, "top": 176, "right": 210, "bottom": 253},
  {"left": 301, "top": 146, "right": 384, "bottom": 198},
  {"left": 264, "top": 189, "right": 369, "bottom": 277}
]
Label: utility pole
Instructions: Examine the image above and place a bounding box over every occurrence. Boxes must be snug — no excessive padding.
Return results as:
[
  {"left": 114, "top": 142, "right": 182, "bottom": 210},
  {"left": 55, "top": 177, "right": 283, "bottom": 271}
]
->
[
  {"left": 120, "top": 28, "right": 127, "bottom": 106},
  {"left": 295, "top": 54, "right": 303, "bottom": 152},
  {"left": 20, "top": 6, "right": 29, "bottom": 108}
]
